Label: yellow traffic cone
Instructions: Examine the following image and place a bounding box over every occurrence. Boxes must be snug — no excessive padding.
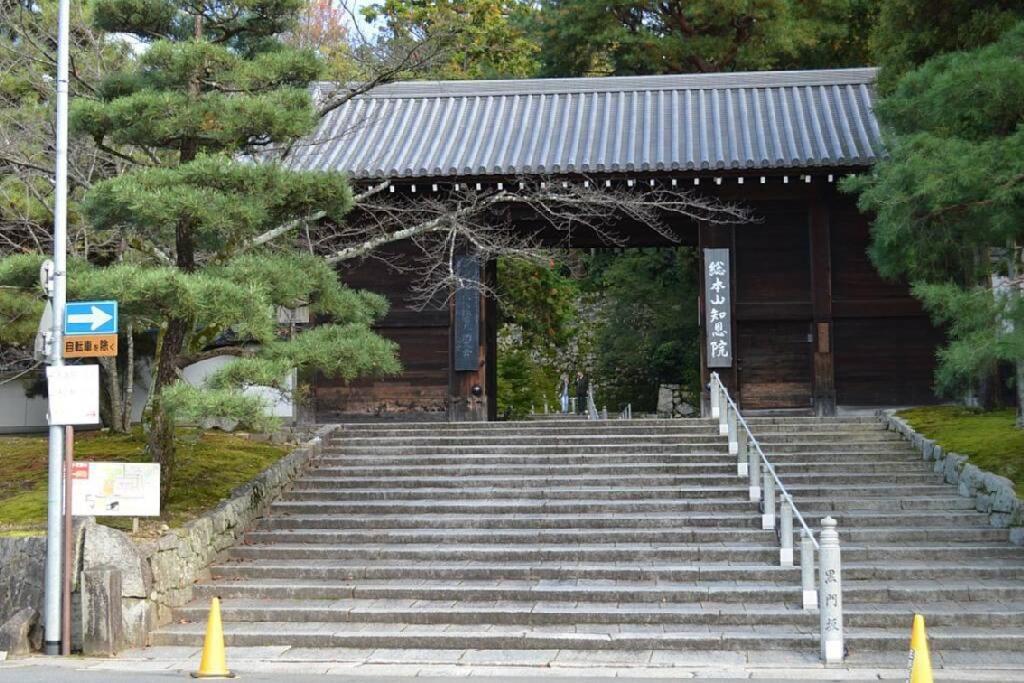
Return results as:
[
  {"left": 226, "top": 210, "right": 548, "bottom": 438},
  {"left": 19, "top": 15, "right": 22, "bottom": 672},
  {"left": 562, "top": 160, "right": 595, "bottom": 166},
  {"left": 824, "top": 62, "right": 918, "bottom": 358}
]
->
[
  {"left": 191, "top": 597, "right": 235, "bottom": 679},
  {"left": 908, "top": 613, "right": 933, "bottom": 683}
]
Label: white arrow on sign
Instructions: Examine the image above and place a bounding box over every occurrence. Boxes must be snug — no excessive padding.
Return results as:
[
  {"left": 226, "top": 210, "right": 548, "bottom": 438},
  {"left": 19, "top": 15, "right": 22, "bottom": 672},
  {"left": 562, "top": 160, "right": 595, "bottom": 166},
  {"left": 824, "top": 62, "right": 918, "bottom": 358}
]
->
[{"left": 68, "top": 305, "right": 114, "bottom": 331}]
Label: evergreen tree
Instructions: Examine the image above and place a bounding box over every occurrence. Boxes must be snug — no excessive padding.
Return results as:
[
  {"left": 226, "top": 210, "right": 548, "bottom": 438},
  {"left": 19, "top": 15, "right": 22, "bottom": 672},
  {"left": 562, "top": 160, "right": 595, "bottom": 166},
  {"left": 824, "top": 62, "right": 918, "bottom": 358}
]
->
[
  {"left": 0, "top": 0, "right": 402, "bottom": 503},
  {"left": 529, "top": 0, "right": 876, "bottom": 77},
  {"left": 846, "top": 22, "right": 1024, "bottom": 424},
  {"left": 869, "top": 0, "right": 1023, "bottom": 92}
]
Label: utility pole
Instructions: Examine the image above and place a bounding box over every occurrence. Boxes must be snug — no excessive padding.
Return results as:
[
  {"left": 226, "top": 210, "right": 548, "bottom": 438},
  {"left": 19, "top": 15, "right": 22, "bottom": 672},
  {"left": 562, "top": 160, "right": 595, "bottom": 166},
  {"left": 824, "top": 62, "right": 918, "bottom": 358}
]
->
[{"left": 44, "top": 0, "right": 71, "bottom": 656}]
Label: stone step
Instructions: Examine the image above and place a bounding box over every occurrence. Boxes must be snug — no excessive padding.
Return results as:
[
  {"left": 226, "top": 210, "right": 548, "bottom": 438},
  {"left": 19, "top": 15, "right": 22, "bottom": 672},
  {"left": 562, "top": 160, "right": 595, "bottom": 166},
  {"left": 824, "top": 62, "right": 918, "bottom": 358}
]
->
[
  {"left": 319, "top": 452, "right": 923, "bottom": 467},
  {"left": 259, "top": 509, "right": 987, "bottom": 530},
  {"left": 227, "top": 542, "right": 1020, "bottom": 564},
  {"left": 188, "top": 576, "right": 1024, "bottom": 606},
  {"left": 309, "top": 461, "right": 928, "bottom": 477},
  {"left": 295, "top": 472, "right": 945, "bottom": 489},
  {"left": 331, "top": 442, "right": 908, "bottom": 456},
  {"left": 280, "top": 483, "right": 961, "bottom": 499},
  {"left": 242, "top": 527, "right": 1004, "bottom": 546},
  {"left": 211, "top": 560, "right": 1024, "bottom": 584},
  {"left": 171, "top": 597, "right": 1024, "bottom": 629},
  {"left": 269, "top": 495, "right": 977, "bottom": 514},
  {"left": 329, "top": 431, "right": 903, "bottom": 447}
]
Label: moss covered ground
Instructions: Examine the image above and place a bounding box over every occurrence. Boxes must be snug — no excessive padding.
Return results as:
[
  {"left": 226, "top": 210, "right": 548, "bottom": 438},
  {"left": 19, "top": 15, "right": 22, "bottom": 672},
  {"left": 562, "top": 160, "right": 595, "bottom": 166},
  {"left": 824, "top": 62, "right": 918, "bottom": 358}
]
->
[
  {"left": 0, "top": 429, "right": 287, "bottom": 535},
  {"left": 897, "top": 406, "right": 1024, "bottom": 491}
]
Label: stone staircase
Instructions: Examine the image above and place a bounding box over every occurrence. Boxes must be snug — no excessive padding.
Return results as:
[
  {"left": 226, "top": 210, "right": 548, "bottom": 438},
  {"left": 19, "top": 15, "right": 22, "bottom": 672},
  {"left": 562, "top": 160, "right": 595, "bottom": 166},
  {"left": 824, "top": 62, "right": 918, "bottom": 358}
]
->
[{"left": 152, "top": 416, "right": 1024, "bottom": 657}]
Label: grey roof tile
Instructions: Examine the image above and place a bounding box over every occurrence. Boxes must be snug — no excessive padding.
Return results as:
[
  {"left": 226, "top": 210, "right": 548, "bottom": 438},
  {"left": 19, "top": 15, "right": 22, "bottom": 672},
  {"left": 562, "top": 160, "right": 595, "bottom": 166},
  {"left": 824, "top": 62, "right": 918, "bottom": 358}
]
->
[{"left": 288, "top": 68, "right": 882, "bottom": 179}]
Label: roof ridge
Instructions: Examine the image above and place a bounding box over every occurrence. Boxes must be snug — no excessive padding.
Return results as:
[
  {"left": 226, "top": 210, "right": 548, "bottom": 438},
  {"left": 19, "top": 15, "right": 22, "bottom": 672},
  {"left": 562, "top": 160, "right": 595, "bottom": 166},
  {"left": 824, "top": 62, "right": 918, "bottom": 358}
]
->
[{"left": 315, "top": 67, "right": 878, "bottom": 100}]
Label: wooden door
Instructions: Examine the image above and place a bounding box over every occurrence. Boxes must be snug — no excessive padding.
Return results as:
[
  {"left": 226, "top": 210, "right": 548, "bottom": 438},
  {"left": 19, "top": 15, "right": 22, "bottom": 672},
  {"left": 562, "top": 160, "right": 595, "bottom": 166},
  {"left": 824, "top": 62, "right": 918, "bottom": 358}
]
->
[{"left": 737, "top": 321, "right": 814, "bottom": 411}]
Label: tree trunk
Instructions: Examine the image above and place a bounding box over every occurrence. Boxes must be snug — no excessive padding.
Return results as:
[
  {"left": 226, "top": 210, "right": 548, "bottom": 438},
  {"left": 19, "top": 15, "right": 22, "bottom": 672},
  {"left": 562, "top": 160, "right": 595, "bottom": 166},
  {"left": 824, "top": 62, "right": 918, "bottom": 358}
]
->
[
  {"left": 147, "top": 316, "right": 189, "bottom": 506},
  {"left": 121, "top": 321, "right": 134, "bottom": 432},
  {"left": 98, "top": 357, "right": 124, "bottom": 432}
]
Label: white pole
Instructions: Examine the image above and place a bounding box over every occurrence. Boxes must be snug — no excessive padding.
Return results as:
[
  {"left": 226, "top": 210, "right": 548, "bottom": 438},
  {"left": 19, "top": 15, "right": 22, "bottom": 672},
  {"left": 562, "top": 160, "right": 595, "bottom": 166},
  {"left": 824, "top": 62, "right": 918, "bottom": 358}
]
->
[
  {"left": 709, "top": 374, "right": 720, "bottom": 418},
  {"left": 801, "top": 529, "right": 818, "bottom": 610},
  {"left": 45, "top": 0, "right": 71, "bottom": 655},
  {"left": 761, "top": 465, "right": 776, "bottom": 530},
  {"left": 779, "top": 494, "right": 794, "bottom": 566},
  {"left": 736, "top": 429, "right": 748, "bottom": 477},
  {"left": 818, "top": 517, "right": 844, "bottom": 664}
]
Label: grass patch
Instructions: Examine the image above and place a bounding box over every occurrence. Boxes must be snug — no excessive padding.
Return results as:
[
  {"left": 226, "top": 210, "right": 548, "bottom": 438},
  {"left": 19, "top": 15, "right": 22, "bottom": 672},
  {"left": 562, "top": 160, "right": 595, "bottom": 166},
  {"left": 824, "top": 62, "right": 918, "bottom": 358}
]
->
[
  {"left": 0, "top": 429, "right": 288, "bottom": 534},
  {"left": 897, "top": 406, "right": 1024, "bottom": 491}
]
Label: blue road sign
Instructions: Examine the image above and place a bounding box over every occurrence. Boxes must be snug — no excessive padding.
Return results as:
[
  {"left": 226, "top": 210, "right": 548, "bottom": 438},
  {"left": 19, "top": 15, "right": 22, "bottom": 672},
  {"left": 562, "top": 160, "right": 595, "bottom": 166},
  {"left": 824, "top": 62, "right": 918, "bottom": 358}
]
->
[{"left": 64, "top": 300, "right": 118, "bottom": 336}]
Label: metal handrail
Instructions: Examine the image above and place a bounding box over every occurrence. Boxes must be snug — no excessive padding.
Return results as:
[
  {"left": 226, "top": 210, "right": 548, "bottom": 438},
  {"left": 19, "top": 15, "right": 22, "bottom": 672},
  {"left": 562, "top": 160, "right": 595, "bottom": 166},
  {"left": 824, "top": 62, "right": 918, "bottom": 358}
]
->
[
  {"left": 710, "top": 372, "right": 818, "bottom": 548},
  {"left": 708, "top": 372, "right": 844, "bottom": 664}
]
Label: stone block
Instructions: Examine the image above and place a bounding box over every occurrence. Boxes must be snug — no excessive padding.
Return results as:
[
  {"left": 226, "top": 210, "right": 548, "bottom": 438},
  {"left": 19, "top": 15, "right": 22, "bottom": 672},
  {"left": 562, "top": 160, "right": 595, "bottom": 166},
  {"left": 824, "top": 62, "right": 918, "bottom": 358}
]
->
[
  {"left": 81, "top": 566, "right": 123, "bottom": 657},
  {"left": 0, "top": 608, "right": 40, "bottom": 657},
  {"left": 943, "top": 453, "right": 967, "bottom": 485},
  {"left": 921, "top": 439, "right": 935, "bottom": 461},
  {"left": 1009, "top": 527, "right": 1024, "bottom": 546},
  {"left": 958, "top": 464, "right": 982, "bottom": 498},
  {"left": 982, "top": 474, "right": 1018, "bottom": 513},
  {"left": 121, "top": 597, "right": 156, "bottom": 648},
  {"left": 83, "top": 522, "right": 150, "bottom": 598}
]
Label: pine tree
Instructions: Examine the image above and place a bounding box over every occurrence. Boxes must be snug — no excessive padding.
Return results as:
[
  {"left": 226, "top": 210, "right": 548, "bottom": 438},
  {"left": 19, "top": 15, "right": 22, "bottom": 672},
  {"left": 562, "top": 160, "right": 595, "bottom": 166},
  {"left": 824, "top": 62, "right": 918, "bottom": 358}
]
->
[
  {"left": 43, "top": 0, "right": 400, "bottom": 501},
  {"left": 846, "top": 22, "right": 1024, "bottom": 424}
]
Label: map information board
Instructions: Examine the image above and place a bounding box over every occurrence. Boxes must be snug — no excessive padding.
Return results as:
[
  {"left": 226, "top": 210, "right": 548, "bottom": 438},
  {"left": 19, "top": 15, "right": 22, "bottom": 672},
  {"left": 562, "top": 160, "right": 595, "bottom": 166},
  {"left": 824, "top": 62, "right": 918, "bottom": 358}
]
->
[{"left": 71, "top": 462, "right": 160, "bottom": 517}]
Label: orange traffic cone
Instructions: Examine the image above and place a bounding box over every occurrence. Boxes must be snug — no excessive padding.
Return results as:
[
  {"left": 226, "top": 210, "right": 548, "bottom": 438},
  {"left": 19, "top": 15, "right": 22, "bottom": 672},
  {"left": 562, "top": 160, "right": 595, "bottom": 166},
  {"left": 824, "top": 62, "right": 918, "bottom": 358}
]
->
[
  {"left": 191, "top": 597, "right": 235, "bottom": 679},
  {"left": 907, "top": 613, "right": 933, "bottom": 683}
]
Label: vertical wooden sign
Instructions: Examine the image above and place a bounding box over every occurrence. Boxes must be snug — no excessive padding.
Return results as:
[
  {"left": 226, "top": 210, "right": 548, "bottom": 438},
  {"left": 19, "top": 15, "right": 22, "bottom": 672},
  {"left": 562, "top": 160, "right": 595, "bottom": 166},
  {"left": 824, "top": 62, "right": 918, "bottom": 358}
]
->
[
  {"left": 453, "top": 255, "right": 480, "bottom": 372},
  {"left": 703, "top": 248, "right": 733, "bottom": 368}
]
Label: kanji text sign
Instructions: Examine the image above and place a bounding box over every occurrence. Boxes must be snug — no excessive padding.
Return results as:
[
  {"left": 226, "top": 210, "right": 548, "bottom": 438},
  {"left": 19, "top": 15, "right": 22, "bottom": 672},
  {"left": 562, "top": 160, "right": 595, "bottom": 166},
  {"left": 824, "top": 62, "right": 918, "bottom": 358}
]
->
[
  {"left": 46, "top": 365, "right": 100, "bottom": 425},
  {"left": 63, "top": 334, "right": 118, "bottom": 358},
  {"left": 65, "top": 301, "right": 117, "bottom": 335},
  {"left": 71, "top": 461, "right": 160, "bottom": 517},
  {"left": 703, "top": 248, "right": 732, "bottom": 368}
]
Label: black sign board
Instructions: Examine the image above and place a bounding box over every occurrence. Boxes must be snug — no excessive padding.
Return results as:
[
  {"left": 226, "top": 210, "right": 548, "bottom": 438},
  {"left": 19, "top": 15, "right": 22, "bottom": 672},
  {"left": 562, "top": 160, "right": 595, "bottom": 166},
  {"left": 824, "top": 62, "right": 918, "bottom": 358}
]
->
[
  {"left": 453, "top": 255, "right": 480, "bottom": 371},
  {"left": 703, "top": 248, "right": 732, "bottom": 368}
]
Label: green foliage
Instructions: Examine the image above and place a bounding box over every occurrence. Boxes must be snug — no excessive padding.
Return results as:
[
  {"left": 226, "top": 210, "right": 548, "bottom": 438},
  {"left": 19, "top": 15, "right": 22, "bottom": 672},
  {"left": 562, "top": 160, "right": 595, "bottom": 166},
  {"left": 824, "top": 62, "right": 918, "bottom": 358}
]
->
[
  {"left": 0, "top": 429, "right": 288, "bottom": 531},
  {"left": 844, "top": 23, "right": 1024, "bottom": 402},
  {"left": 586, "top": 248, "right": 700, "bottom": 412},
  {"left": 530, "top": 0, "right": 876, "bottom": 77},
  {"left": 898, "top": 406, "right": 1024, "bottom": 490},
  {"left": 495, "top": 256, "right": 579, "bottom": 419},
  {"left": 870, "top": 0, "right": 1023, "bottom": 91},
  {"left": 363, "top": 0, "right": 540, "bottom": 79},
  {"left": 161, "top": 382, "right": 278, "bottom": 431},
  {"left": 82, "top": 156, "right": 351, "bottom": 254},
  {"left": 496, "top": 347, "right": 558, "bottom": 420}
]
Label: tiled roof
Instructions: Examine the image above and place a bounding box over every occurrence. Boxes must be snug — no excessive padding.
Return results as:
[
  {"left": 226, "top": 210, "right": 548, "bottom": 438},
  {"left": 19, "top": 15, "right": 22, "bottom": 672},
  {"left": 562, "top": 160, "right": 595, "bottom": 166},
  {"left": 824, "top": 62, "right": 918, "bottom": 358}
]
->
[{"left": 287, "top": 68, "right": 882, "bottom": 179}]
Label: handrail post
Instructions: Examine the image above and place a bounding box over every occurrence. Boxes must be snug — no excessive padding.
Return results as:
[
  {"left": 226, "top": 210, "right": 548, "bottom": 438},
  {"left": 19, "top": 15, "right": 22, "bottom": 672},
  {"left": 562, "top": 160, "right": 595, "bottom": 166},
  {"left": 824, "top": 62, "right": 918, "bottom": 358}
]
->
[
  {"left": 748, "top": 444, "right": 760, "bottom": 501},
  {"left": 718, "top": 397, "right": 729, "bottom": 436},
  {"left": 761, "top": 464, "right": 775, "bottom": 530},
  {"left": 736, "top": 429, "right": 748, "bottom": 477},
  {"left": 710, "top": 373, "right": 720, "bottom": 419},
  {"left": 801, "top": 529, "right": 817, "bottom": 610},
  {"left": 818, "top": 517, "right": 844, "bottom": 664},
  {"left": 779, "top": 494, "right": 794, "bottom": 566},
  {"left": 727, "top": 406, "right": 738, "bottom": 456}
]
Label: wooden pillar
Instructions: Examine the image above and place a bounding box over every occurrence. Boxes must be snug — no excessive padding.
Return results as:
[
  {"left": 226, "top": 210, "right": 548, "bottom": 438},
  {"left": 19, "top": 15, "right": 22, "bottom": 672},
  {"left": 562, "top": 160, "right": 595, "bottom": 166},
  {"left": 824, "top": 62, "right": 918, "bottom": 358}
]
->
[
  {"left": 810, "top": 190, "right": 836, "bottom": 416},
  {"left": 448, "top": 254, "right": 490, "bottom": 421},
  {"left": 485, "top": 258, "right": 498, "bottom": 421},
  {"left": 698, "top": 222, "right": 739, "bottom": 415}
]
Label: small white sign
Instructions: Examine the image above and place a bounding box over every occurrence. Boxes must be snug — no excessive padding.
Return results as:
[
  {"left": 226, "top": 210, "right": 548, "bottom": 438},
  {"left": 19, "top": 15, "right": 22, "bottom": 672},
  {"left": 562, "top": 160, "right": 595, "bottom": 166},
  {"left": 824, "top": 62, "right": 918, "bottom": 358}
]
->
[
  {"left": 71, "top": 462, "right": 161, "bottom": 517},
  {"left": 46, "top": 365, "right": 100, "bottom": 425}
]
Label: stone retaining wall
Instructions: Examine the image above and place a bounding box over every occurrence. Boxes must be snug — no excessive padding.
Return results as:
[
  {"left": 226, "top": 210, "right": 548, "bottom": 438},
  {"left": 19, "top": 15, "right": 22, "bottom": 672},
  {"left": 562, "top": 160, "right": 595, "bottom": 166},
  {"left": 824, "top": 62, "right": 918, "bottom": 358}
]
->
[
  {"left": 0, "top": 425, "right": 335, "bottom": 654},
  {"left": 879, "top": 410, "right": 1023, "bottom": 545}
]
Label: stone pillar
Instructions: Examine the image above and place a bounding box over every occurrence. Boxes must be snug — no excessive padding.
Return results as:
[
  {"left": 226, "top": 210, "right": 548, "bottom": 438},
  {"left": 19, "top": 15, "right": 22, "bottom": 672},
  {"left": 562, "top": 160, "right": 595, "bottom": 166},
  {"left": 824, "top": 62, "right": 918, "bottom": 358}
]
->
[
  {"left": 737, "top": 430, "right": 748, "bottom": 478},
  {"left": 81, "top": 566, "right": 123, "bottom": 657},
  {"left": 748, "top": 445, "right": 760, "bottom": 502},
  {"left": 779, "top": 494, "right": 794, "bottom": 566},
  {"left": 761, "top": 465, "right": 776, "bottom": 530},
  {"left": 801, "top": 530, "right": 818, "bottom": 610},
  {"left": 818, "top": 517, "right": 844, "bottom": 664},
  {"left": 709, "top": 374, "right": 720, "bottom": 419},
  {"left": 727, "top": 408, "right": 738, "bottom": 456}
]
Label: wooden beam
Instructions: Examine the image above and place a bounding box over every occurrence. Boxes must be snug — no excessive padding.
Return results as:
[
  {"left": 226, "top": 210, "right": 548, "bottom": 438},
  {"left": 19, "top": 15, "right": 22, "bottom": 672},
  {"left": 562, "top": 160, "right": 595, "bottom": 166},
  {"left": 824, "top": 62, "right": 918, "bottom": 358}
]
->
[{"left": 809, "top": 190, "right": 836, "bottom": 416}]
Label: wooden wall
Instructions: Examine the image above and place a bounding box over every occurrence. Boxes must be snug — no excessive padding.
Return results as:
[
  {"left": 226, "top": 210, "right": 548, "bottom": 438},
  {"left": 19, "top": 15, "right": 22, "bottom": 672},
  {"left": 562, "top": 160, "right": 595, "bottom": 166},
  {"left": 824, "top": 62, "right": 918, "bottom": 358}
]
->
[
  {"left": 313, "top": 244, "right": 450, "bottom": 420},
  {"left": 316, "top": 176, "right": 943, "bottom": 420}
]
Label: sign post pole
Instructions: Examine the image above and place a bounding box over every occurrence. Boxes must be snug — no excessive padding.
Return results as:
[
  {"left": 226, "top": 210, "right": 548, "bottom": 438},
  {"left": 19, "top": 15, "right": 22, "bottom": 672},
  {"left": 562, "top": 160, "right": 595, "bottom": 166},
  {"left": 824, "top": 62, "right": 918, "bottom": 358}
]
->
[
  {"left": 62, "top": 426, "right": 73, "bottom": 656},
  {"left": 44, "top": 0, "right": 71, "bottom": 654}
]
